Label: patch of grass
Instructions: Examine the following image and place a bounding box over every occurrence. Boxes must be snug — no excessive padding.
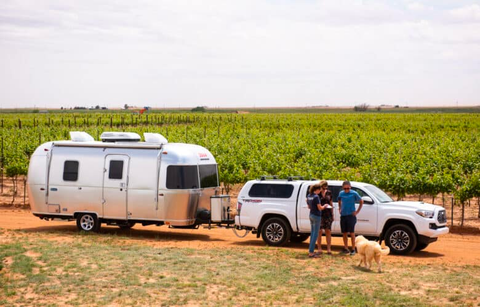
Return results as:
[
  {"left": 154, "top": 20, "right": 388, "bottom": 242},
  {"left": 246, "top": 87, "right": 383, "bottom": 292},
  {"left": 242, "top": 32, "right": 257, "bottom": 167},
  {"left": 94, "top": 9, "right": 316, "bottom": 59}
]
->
[{"left": 1, "top": 230, "right": 480, "bottom": 306}]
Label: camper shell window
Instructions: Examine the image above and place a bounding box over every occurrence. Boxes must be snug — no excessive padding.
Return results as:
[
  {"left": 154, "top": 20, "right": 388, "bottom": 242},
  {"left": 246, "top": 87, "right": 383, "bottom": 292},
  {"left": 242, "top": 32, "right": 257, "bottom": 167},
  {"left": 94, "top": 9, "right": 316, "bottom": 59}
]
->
[
  {"left": 63, "top": 161, "right": 79, "bottom": 181},
  {"left": 199, "top": 164, "right": 218, "bottom": 188},
  {"left": 166, "top": 166, "right": 199, "bottom": 189},
  {"left": 248, "top": 184, "right": 294, "bottom": 198},
  {"left": 109, "top": 160, "right": 124, "bottom": 179}
]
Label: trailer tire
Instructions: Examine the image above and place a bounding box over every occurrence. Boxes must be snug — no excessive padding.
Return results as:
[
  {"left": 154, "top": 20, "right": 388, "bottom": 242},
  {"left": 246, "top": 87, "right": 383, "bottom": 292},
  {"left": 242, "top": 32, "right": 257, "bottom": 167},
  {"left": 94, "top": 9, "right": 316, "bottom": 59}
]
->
[
  {"left": 261, "top": 217, "right": 291, "bottom": 247},
  {"left": 76, "top": 213, "right": 100, "bottom": 232},
  {"left": 119, "top": 222, "right": 136, "bottom": 230},
  {"left": 290, "top": 233, "right": 310, "bottom": 243}
]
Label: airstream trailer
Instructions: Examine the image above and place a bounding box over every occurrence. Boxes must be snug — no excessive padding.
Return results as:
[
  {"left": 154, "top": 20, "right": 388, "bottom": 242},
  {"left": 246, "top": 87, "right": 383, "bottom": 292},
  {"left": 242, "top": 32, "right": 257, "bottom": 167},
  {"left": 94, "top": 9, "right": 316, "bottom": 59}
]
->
[{"left": 27, "top": 131, "right": 233, "bottom": 232}]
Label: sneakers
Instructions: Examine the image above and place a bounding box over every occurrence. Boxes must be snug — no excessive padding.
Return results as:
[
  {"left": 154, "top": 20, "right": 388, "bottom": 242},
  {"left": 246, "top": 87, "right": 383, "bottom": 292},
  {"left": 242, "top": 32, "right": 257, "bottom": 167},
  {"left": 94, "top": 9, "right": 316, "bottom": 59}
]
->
[
  {"left": 341, "top": 248, "right": 350, "bottom": 255},
  {"left": 350, "top": 250, "right": 356, "bottom": 256}
]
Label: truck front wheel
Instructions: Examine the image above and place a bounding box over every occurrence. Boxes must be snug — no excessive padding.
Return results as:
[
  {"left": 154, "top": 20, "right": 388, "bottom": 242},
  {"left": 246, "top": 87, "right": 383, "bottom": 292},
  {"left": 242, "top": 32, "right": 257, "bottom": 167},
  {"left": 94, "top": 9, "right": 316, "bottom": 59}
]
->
[
  {"left": 261, "top": 217, "right": 291, "bottom": 247},
  {"left": 76, "top": 213, "right": 100, "bottom": 232},
  {"left": 385, "top": 224, "right": 417, "bottom": 255}
]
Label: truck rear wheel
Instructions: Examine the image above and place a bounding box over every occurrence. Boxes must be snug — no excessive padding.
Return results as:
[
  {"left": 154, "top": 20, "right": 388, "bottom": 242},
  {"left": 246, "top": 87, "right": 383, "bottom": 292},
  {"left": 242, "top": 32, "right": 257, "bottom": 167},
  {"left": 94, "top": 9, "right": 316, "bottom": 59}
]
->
[
  {"left": 290, "top": 233, "right": 310, "bottom": 243},
  {"left": 261, "top": 217, "right": 291, "bottom": 247},
  {"left": 385, "top": 224, "right": 417, "bottom": 255},
  {"left": 76, "top": 213, "right": 100, "bottom": 232}
]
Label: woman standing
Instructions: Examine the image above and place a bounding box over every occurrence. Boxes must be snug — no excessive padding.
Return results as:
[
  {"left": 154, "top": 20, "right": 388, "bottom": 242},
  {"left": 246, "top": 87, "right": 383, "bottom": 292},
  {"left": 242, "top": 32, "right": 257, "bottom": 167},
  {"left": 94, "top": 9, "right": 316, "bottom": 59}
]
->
[
  {"left": 318, "top": 180, "right": 334, "bottom": 254},
  {"left": 307, "top": 183, "right": 327, "bottom": 258}
]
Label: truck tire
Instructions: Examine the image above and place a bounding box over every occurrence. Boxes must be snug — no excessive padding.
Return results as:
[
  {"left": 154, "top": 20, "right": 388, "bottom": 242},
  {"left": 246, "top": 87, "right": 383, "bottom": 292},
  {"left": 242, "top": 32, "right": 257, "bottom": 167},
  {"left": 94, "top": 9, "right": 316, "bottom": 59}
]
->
[
  {"left": 261, "top": 217, "right": 291, "bottom": 247},
  {"left": 414, "top": 242, "right": 429, "bottom": 251},
  {"left": 290, "top": 233, "right": 310, "bottom": 243},
  {"left": 385, "top": 224, "right": 417, "bottom": 255},
  {"left": 119, "top": 222, "right": 136, "bottom": 229},
  {"left": 76, "top": 213, "right": 100, "bottom": 232}
]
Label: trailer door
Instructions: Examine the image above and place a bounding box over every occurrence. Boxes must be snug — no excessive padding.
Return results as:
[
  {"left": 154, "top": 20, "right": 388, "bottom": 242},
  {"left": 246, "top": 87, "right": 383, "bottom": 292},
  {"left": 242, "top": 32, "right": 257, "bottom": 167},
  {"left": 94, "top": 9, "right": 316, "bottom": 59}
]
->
[{"left": 103, "top": 155, "right": 130, "bottom": 220}]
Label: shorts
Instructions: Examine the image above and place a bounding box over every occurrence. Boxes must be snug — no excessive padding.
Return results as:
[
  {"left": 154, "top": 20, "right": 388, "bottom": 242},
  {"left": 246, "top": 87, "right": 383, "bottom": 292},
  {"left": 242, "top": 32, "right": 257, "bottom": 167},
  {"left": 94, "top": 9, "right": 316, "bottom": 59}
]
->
[
  {"left": 340, "top": 215, "right": 357, "bottom": 233},
  {"left": 320, "top": 213, "right": 333, "bottom": 230}
]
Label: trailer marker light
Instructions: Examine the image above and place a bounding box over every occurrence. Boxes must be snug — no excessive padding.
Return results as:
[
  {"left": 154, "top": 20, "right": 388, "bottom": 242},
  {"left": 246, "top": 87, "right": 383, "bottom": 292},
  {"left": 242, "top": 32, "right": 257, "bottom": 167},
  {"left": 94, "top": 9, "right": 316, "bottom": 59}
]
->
[
  {"left": 162, "top": 152, "right": 168, "bottom": 155},
  {"left": 44, "top": 148, "right": 49, "bottom": 151}
]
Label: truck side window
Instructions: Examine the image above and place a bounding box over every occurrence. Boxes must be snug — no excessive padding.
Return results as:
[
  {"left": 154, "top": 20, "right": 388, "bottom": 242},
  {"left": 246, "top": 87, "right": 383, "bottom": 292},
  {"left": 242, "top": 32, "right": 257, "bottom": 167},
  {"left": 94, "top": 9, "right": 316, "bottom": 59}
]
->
[
  {"left": 63, "top": 161, "right": 79, "bottom": 181},
  {"left": 248, "top": 184, "right": 294, "bottom": 198},
  {"left": 109, "top": 160, "right": 124, "bottom": 179},
  {"left": 330, "top": 186, "right": 341, "bottom": 202},
  {"left": 352, "top": 187, "right": 369, "bottom": 204}
]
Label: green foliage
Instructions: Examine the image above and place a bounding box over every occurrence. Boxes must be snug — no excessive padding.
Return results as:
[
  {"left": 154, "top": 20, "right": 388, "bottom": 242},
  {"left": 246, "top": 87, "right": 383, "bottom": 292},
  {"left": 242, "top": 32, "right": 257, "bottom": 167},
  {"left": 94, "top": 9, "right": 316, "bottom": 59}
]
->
[{"left": 0, "top": 112, "right": 479, "bottom": 203}]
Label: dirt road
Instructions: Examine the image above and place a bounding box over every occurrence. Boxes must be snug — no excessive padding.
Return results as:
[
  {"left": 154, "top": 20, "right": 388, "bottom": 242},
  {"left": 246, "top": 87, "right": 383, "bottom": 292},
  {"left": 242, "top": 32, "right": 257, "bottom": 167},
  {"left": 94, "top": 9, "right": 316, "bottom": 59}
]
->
[{"left": 1, "top": 208, "right": 479, "bottom": 266}]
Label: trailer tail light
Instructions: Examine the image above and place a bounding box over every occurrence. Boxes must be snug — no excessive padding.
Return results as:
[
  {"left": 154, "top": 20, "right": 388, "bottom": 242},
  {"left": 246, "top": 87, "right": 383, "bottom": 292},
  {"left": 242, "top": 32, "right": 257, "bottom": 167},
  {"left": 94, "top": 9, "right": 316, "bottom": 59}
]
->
[{"left": 237, "top": 201, "right": 243, "bottom": 214}]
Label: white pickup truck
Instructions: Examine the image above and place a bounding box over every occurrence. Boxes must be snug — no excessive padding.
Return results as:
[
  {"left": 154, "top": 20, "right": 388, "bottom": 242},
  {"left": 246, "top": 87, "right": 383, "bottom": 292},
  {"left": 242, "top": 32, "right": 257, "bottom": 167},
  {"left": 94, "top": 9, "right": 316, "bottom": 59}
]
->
[{"left": 235, "top": 178, "right": 449, "bottom": 255}]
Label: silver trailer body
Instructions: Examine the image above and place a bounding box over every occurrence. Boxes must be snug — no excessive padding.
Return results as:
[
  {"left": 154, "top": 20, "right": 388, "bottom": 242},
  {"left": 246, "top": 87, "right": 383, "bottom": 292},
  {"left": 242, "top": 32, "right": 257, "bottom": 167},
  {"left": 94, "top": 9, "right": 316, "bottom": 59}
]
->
[{"left": 27, "top": 132, "right": 223, "bottom": 228}]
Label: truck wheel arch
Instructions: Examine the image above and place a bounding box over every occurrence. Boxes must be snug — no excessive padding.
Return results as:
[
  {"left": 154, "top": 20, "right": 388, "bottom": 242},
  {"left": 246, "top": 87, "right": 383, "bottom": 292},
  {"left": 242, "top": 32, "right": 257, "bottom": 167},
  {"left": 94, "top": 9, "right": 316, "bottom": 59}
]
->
[
  {"left": 257, "top": 214, "right": 293, "bottom": 238},
  {"left": 381, "top": 219, "right": 418, "bottom": 239}
]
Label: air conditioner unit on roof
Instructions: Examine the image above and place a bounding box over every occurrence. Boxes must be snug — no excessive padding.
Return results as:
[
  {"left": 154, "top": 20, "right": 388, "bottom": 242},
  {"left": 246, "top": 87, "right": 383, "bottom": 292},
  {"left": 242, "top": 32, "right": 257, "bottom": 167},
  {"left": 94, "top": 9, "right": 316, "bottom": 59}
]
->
[{"left": 100, "top": 132, "right": 141, "bottom": 142}]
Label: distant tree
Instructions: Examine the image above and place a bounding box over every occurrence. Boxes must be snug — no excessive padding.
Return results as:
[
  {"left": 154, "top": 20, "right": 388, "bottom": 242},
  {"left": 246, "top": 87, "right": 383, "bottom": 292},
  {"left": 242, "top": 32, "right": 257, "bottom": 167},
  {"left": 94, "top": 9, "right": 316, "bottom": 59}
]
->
[
  {"left": 95, "top": 105, "right": 100, "bottom": 109},
  {"left": 354, "top": 103, "right": 369, "bottom": 112},
  {"left": 376, "top": 106, "right": 381, "bottom": 111},
  {"left": 191, "top": 106, "right": 206, "bottom": 112},
  {"left": 124, "top": 104, "right": 129, "bottom": 110}
]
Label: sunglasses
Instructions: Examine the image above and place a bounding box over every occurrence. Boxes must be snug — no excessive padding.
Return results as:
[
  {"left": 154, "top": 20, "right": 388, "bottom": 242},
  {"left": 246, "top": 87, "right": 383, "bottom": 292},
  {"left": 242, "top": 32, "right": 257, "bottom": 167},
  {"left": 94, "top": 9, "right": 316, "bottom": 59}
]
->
[{"left": 343, "top": 187, "right": 351, "bottom": 190}]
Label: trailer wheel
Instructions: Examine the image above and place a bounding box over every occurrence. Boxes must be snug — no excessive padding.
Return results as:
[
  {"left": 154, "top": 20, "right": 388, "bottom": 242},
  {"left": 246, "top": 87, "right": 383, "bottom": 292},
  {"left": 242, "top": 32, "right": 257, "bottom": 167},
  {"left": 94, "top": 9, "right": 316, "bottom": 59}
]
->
[
  {"left": 119, "top": 222, "right": 136, "bottom": 230},
  {"left": 290, "top": 233, "right": 310, "bottom": 243},
  {"left": 76, "top": 213, "right": 100, "bottom": 232},
  {"left": 261, "top": 217, "right": 291, "bottom": 247}
]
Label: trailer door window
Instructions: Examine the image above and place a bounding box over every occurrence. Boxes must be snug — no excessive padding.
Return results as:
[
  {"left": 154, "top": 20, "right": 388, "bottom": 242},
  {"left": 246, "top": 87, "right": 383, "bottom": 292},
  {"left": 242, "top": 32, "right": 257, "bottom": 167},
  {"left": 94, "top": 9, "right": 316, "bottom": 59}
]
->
[
  {"left": 109, "top": 160, "right": 124, "bottom": 179},
  {"left": 166, "top": 166, "right": 199, "bottom": 189},
  {"left": 63, "top": 161, "right": 79, "bottom": 181},
  {"left": 199, "top": 164, "right": 218, "bottom": 188},
  {"left": 248, "top": 184, "right": 294, "bottom": 198}
]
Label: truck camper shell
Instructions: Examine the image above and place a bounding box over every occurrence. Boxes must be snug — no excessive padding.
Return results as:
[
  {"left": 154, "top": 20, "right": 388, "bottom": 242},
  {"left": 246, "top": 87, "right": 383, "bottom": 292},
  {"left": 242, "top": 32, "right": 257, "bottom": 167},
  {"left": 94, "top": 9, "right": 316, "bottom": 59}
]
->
[{"left": 27, "top": 132, "right": 232, "bottom": 232}]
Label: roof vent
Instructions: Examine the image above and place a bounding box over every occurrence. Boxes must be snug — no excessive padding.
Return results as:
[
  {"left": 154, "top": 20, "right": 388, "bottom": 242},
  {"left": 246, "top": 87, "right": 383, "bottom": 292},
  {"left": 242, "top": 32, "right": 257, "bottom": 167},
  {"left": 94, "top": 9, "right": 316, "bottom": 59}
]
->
[
  {"left": 100, "top": 132, "right": 141, "bottom": 143},
  {"left": 144, "top": 133, "right": 168, "bottom": 145},
  {"left": 70, "top": 131, "right": 95, "bottom": 142}
]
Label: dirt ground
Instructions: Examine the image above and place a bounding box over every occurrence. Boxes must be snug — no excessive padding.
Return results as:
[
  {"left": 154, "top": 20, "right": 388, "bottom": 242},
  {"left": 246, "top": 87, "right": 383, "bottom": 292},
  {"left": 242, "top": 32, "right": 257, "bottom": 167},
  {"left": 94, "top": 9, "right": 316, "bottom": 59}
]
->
[{"left": 1, "top": 208, "right": 479, "bottom": 266}]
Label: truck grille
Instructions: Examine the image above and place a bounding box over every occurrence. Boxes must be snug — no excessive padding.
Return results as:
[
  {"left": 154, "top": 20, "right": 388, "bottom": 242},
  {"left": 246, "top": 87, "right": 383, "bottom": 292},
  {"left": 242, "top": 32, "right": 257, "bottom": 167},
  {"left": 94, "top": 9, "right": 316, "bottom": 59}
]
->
[{"left": 437, "top": 210, "right": 447, "bottom": 224}]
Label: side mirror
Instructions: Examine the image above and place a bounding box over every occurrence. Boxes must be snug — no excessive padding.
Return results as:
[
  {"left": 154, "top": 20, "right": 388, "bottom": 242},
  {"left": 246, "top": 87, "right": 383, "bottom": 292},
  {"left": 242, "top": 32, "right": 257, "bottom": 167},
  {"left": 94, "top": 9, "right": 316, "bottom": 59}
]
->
[{"left": 362, "top": 196, "right": 374, "bottom": 204}]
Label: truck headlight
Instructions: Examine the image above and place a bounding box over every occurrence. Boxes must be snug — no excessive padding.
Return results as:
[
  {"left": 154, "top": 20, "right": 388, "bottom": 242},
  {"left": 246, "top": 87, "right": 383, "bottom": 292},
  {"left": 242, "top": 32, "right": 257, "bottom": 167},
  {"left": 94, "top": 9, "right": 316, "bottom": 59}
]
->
[{"left": 416, "top": 210, "right": 434, "bottom": 218}]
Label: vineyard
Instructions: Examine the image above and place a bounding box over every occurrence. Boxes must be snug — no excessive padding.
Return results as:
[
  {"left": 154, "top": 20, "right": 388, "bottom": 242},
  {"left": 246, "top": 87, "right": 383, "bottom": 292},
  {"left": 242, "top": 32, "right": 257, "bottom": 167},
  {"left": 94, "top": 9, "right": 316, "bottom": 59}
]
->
[{"left": 0, "top": 112, "right": 479, "bottom": 208}]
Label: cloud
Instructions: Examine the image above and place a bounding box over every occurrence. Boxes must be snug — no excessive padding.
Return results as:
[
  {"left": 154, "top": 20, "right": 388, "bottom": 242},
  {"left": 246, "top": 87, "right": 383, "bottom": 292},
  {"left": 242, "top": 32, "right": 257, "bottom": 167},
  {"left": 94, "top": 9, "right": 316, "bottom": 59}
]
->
[
  {"left": 449, "top": 4, "right": 480, "bottom": 23},
  {"left": 0, "top": 0, "right": 479, "bottom": 108}
]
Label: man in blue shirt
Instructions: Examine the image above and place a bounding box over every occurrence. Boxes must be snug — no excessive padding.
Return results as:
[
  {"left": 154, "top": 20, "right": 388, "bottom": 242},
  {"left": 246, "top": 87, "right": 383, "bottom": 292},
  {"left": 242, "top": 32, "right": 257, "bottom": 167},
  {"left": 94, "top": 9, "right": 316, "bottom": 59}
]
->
[{"left": 338, "top": 181, "right": 363, "bottom": 255}]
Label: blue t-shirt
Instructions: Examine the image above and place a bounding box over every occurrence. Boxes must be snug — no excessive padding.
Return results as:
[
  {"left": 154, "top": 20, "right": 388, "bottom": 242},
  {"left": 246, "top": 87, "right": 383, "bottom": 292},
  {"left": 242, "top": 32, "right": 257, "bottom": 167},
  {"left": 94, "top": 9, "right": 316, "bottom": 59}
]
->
[
  {"left": 338, "top": 190, "right": 361, "bottom": 216},
  {"left": 307, "top": 194, "right": 321, "bottom": 217}
]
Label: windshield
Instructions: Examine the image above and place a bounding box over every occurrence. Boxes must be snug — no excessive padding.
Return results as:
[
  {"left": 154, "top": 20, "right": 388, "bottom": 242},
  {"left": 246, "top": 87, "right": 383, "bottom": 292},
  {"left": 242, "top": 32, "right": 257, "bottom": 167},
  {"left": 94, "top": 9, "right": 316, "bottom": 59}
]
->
[{"left": 364, "top": 185, "right": 393, "bottom": 203}]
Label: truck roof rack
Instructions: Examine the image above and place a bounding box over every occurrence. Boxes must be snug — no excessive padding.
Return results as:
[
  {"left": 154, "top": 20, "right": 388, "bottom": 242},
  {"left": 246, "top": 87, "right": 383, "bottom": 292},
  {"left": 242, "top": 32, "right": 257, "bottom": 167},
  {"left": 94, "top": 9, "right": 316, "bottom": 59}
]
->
[{"left": 258, "top": 175, "right": 317, "bottom": 181}]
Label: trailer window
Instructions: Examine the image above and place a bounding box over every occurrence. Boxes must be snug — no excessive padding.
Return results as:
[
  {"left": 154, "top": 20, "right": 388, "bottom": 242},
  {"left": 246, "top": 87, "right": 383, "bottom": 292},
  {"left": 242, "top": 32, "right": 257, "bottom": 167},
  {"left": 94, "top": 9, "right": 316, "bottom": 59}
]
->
[
  {"left": 63, "top": 161, "right": 79, "bottom": 181},
  {"left": 109, "top": 160, "right": 124, "bottom": 179},
  {"left": 166, "top": 166, "right": 199, "bottom": 189},
  {"left": 248, "top": 184, "right": 294, "bottom": 198},
  {"left": 199, "top": 164, "right": 218, "bottom": 188}
]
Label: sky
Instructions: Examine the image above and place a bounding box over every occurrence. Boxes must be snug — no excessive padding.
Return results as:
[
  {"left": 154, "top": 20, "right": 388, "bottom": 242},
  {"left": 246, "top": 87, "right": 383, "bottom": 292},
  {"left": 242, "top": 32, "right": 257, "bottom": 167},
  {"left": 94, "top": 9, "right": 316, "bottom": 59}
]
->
[{"left": 1, "top": 0, "right": 479, "bottom": 109}]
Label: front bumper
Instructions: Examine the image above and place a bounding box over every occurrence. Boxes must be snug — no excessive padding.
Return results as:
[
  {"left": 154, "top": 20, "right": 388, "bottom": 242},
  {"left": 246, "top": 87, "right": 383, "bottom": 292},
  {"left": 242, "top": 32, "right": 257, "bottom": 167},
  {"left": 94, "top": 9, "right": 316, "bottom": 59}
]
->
[{"left": 420, "top": 225, "right": 449, "bottom": 238}]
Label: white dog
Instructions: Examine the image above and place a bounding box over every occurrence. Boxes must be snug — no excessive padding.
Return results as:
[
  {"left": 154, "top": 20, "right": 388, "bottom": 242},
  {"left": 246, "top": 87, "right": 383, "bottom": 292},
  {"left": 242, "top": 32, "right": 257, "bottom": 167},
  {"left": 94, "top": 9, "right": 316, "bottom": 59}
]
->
[{"left": 355, "top": 235, "right": 390, "bottom": 272}]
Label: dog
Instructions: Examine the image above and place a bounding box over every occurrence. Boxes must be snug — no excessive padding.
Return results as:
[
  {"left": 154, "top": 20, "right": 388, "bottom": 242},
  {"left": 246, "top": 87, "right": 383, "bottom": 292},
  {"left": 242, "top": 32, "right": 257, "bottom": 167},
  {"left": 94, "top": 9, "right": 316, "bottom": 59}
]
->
[{"left": 355, "top": 235, "right": 390, "bottom": 272}]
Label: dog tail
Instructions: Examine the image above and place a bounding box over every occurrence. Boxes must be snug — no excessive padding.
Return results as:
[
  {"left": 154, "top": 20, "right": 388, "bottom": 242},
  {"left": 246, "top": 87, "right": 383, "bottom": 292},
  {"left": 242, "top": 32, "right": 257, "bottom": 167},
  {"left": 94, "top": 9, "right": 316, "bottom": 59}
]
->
[{"left": 380, "top": 246, "right": 390, "bottom": 255}]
